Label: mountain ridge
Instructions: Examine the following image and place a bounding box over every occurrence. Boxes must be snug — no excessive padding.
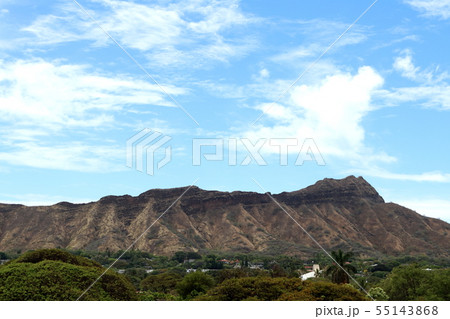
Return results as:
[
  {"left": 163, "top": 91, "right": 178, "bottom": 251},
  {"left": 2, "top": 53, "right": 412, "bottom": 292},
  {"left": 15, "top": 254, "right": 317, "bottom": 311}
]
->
[{"left": 0, "top": 176, "right": 448, "bottom": 258}]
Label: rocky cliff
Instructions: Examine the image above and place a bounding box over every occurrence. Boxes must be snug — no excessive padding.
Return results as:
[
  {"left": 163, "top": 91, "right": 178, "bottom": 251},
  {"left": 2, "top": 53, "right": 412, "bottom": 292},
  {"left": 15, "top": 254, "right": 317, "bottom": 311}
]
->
[{"left": 0, "top": 176, "right": 449, "bottom": 257}]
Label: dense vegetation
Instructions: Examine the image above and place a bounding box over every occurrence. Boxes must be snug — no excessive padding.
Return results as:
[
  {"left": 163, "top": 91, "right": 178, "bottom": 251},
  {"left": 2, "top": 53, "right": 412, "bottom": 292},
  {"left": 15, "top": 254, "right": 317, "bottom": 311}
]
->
[
  {"left": 0, "top": 249, "right": 137, "bottom": 301},
  {"left": 0, "top": 248, "right": 448, "bottom": 301},
  {"left": 196, "top": 277, "right": 367, "bottom": 301},
  {"left": 379, "top": 264, "right": 449, "bottom": 301}
]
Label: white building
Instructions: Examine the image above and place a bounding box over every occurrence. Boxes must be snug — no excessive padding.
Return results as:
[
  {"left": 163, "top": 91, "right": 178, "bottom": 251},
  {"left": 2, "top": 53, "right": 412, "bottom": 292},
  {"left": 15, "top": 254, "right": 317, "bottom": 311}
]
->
[{"left": 301, "top": 264, "right": 321, "bottom": 280}]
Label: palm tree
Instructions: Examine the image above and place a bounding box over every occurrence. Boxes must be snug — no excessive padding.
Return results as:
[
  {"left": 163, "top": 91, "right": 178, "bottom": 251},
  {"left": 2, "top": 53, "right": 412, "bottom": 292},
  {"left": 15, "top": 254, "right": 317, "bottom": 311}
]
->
[
  {"left": 325, "top": 249, "right": 357, "bottom": 284},
  {"left": 314, "top": 268, "right": 321, "bottom": 278}
]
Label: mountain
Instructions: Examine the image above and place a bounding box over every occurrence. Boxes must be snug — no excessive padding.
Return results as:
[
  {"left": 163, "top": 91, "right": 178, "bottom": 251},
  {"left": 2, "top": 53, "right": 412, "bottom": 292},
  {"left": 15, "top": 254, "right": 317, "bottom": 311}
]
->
[{"left": 0, "top": 176, "right": 449, "bottom": 257}]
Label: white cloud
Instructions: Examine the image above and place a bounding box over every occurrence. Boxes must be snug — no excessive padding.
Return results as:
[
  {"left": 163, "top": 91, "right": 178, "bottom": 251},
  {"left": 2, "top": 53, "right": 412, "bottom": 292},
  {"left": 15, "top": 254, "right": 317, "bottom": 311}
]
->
[
  {"left": 392, "top": 50, "right": 447, "bottom": 83},
  {"left": 0, "top": 128, "right": 49, "bottom": 142},
  {"left": 0, "top": 140, "right": 124, "bottom": 172},
  {"left": 405, "top": 0, "right": 450, "bottom": 19},
  {"left": 0, "top": 59, "right": 185, "bottom": 128},
  {"left": 384, "top": 50, "right": 450, "bottom": 109},
  {"left": 380, "top": 85, "right": 450, "bottom": 109},
  {"left": 272, "top": 43, "right": 323, "bottom": 64},
  {"left": 393, "top": 50, "right": 420, "bottom": 80},
  {"left": 23, "top": 0, "right": 258, "bottom": 67},
  {"left": 259, "top": 68, "right": 269, "bottom": 79},
  {"left": 396, "top": 198, "right": 450, "bottom": 222},
  {"left": 0, "top": 193, "right": 93, "bottom": 206},
  {"left": 0, "top": 58, "right": 188, "bottom": 172},
  {"left": 271, "top": 19, "right": 369, "bottom": 66},
  {"left": 185, "top": 0, "right": 252, "bottom": 33},
  {"left": 354, "top": 168, "right": 450, "bottom": 182},
  {"left": 242, "top": 66, "right": 387, "bottom": 163}
]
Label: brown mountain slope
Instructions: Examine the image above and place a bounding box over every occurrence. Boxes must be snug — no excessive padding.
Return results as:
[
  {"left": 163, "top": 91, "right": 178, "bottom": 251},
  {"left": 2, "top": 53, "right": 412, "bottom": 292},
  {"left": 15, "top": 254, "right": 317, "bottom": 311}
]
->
[{"left": 0, "top": 176, "right": 449, "bottom": 257}]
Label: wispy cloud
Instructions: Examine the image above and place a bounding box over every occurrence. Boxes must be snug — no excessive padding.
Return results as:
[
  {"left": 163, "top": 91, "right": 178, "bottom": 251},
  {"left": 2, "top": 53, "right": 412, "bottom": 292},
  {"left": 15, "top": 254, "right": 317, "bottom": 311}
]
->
[
  {"left": 380, "top": 85, "right": 450, "bottom": 109},
  {"left": 379, "top": 50, "right": 450, "bottom": 110},
  {"left": 0, "top": 58, "right": 185, "bottom": 129},
  {"left": 0, "top": 58, "right": 187, "bottom": 172},
  {"left": 23, "top": 0, "right": 259, "bottom": 67},
  {"left": 405, "top": 0, "right": 450, "bottom": 19},
  {"left": 271, "top": 19, "right": 370, "bottom": 65},
  {"left": 0, "top": 140, "right": 124, "bottom": 172},
  {"left": 353, "top": 167, "right": 450, "bottom": 182},
  {"left": 393, "top": 49, "right": 448, "bottom": 83}
]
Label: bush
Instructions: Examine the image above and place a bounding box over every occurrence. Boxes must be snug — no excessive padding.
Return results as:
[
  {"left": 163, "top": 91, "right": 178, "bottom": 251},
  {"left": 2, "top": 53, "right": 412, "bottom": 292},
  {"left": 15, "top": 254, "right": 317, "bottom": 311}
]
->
[
  {"left": 278, "top": 281, "right": 368, "bottom": 301},
  {"left": 199, "top": 277, "right": 303, "bottom": 301},
  {"left": 368, "top": 287, "right": 389, "bottom": 301},
  {"left": 13, "top": 249, "right": 102, "bottom": 268},
  {"left": 0, "top": 249, "right": 138, "bottom": 301},
  {"left": 380, "top": 265, "right": 450, "bottom": 301},
  {"left": 139, "top": 291, "right": 179, "bottom": 301},
  {"left": 198, "top": 277, "right": 367, "bottom": 301},
  {"left": 140, "top": 272, "right": 182, "bottom": 293},
  {"left": 176, "top": 271, "right": 215, "bottom": 299}
]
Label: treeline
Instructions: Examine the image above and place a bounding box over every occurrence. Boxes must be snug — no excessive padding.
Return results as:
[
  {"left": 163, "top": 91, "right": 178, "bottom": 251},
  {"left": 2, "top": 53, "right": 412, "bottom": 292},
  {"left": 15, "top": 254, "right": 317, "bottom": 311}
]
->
[
  {"left": 138, "top": 268, "right": 367, "bottom": 301},
  {"left": 0, "top": 249, "right": 448, "bottom": 301}
]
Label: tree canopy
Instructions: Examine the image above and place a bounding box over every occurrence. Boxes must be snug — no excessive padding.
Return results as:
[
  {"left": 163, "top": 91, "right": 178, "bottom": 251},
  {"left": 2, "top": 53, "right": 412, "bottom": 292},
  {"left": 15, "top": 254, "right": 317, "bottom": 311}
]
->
[
  {"left": 0, "top": 249, "right": 138, "bottom": 301},
  {"left": 176, "top": 271, "right": 215, "bottom": 299},
  {"left": 196, "top": 277, "right": 367, "bottom": 301},
  {"left": 380, "top": 264, "right": 450, "bottom": 301}
]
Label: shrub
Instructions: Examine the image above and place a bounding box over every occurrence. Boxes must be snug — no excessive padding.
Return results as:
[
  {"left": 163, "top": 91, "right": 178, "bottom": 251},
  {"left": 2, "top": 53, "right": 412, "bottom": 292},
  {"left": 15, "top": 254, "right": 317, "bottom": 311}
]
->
[
  {"left": 140, "top": 272, "right": 182, "bottom": 293},
  {"left": 368, "top": 287, "right": 389, "bottom": 301},
  {"left": 0, "top": 249, "right": 138, "bottom": 301},
  {"left": 199, "top": 277, "right": 367, "bottom": 301},
  {"left": 176, "top": 271, "right": 215, "bottom": 299},
  {"left": 278, "top": 281, "right": 368, "bottom": 301}
]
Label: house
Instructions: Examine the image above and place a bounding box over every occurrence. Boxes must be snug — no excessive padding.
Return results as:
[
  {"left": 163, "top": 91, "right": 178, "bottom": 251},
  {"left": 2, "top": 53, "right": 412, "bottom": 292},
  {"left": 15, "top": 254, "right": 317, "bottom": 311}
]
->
[
  {"left": 248, "top": 262, "right": 264, "bottom": 270},
  {"left": 301, "top": 264, "right": 321, "bottom": 280},
  {"left": 183, "top": 259, "right": 196, "bottom": 264},
  {"left": 186, "top": 268, "right": 215, "bottom": 273},
  {"left": 219, "top": 259, "right": 240, "bottom": 265}
]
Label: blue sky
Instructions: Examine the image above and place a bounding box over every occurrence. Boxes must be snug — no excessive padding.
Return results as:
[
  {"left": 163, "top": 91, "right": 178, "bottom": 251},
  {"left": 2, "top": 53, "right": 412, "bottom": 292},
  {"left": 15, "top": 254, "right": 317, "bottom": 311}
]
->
[{"left": 1, "top": 0, "right": 450, "bottom": 222}]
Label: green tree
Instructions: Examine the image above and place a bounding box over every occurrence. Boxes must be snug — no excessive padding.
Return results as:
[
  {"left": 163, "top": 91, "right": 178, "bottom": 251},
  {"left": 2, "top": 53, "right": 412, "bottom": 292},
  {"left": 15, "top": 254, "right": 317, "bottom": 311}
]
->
[
  {"left": 278, "top": 281, "right": 368, "bottom": 301},
  {"left": 380, "top": 264, "right": 424, "bottom": 300},
  {"left": 216, "top": 268, "right": 248, "bottom": 284},
  {"left": 270, "top": 264, "right": 287, "bottom": 278},
  {"left": 204, "top": 254, "right": 223, "bottom": 269},
  {"left": 172, "top": 251, "right": 187, "bottom": 263},
  {"left": 368, "top": 287, "right": 389, "bottom": 301},
  {"left": 325, "top": 250, "right": 357, "bottom": 284},
  {"left": 140, "top": 272, "right": 182, "bottom": 294},
  {"left": 124, "top": 268, "right": 148, "bottom": 289},
  {"left": 0, "top": 249, "right": 137, "bottom": 301},
  {"left": 277, "top": 255, "right": 303, "bottom": 275},
  {"left": 197, "top": 277, "right": 367, "bottom": 301},
  {"left": 199, "top": 277, "right": 301, "bottom": 301},
  {"left": 380, "top": 265, "right": 450, "bottom": 301},
  {"left": 186, "top": 252, "right": 202, "bottom": 260},
  {"left": 176, "top": 271, "right": 215, "bottom": 299}
]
